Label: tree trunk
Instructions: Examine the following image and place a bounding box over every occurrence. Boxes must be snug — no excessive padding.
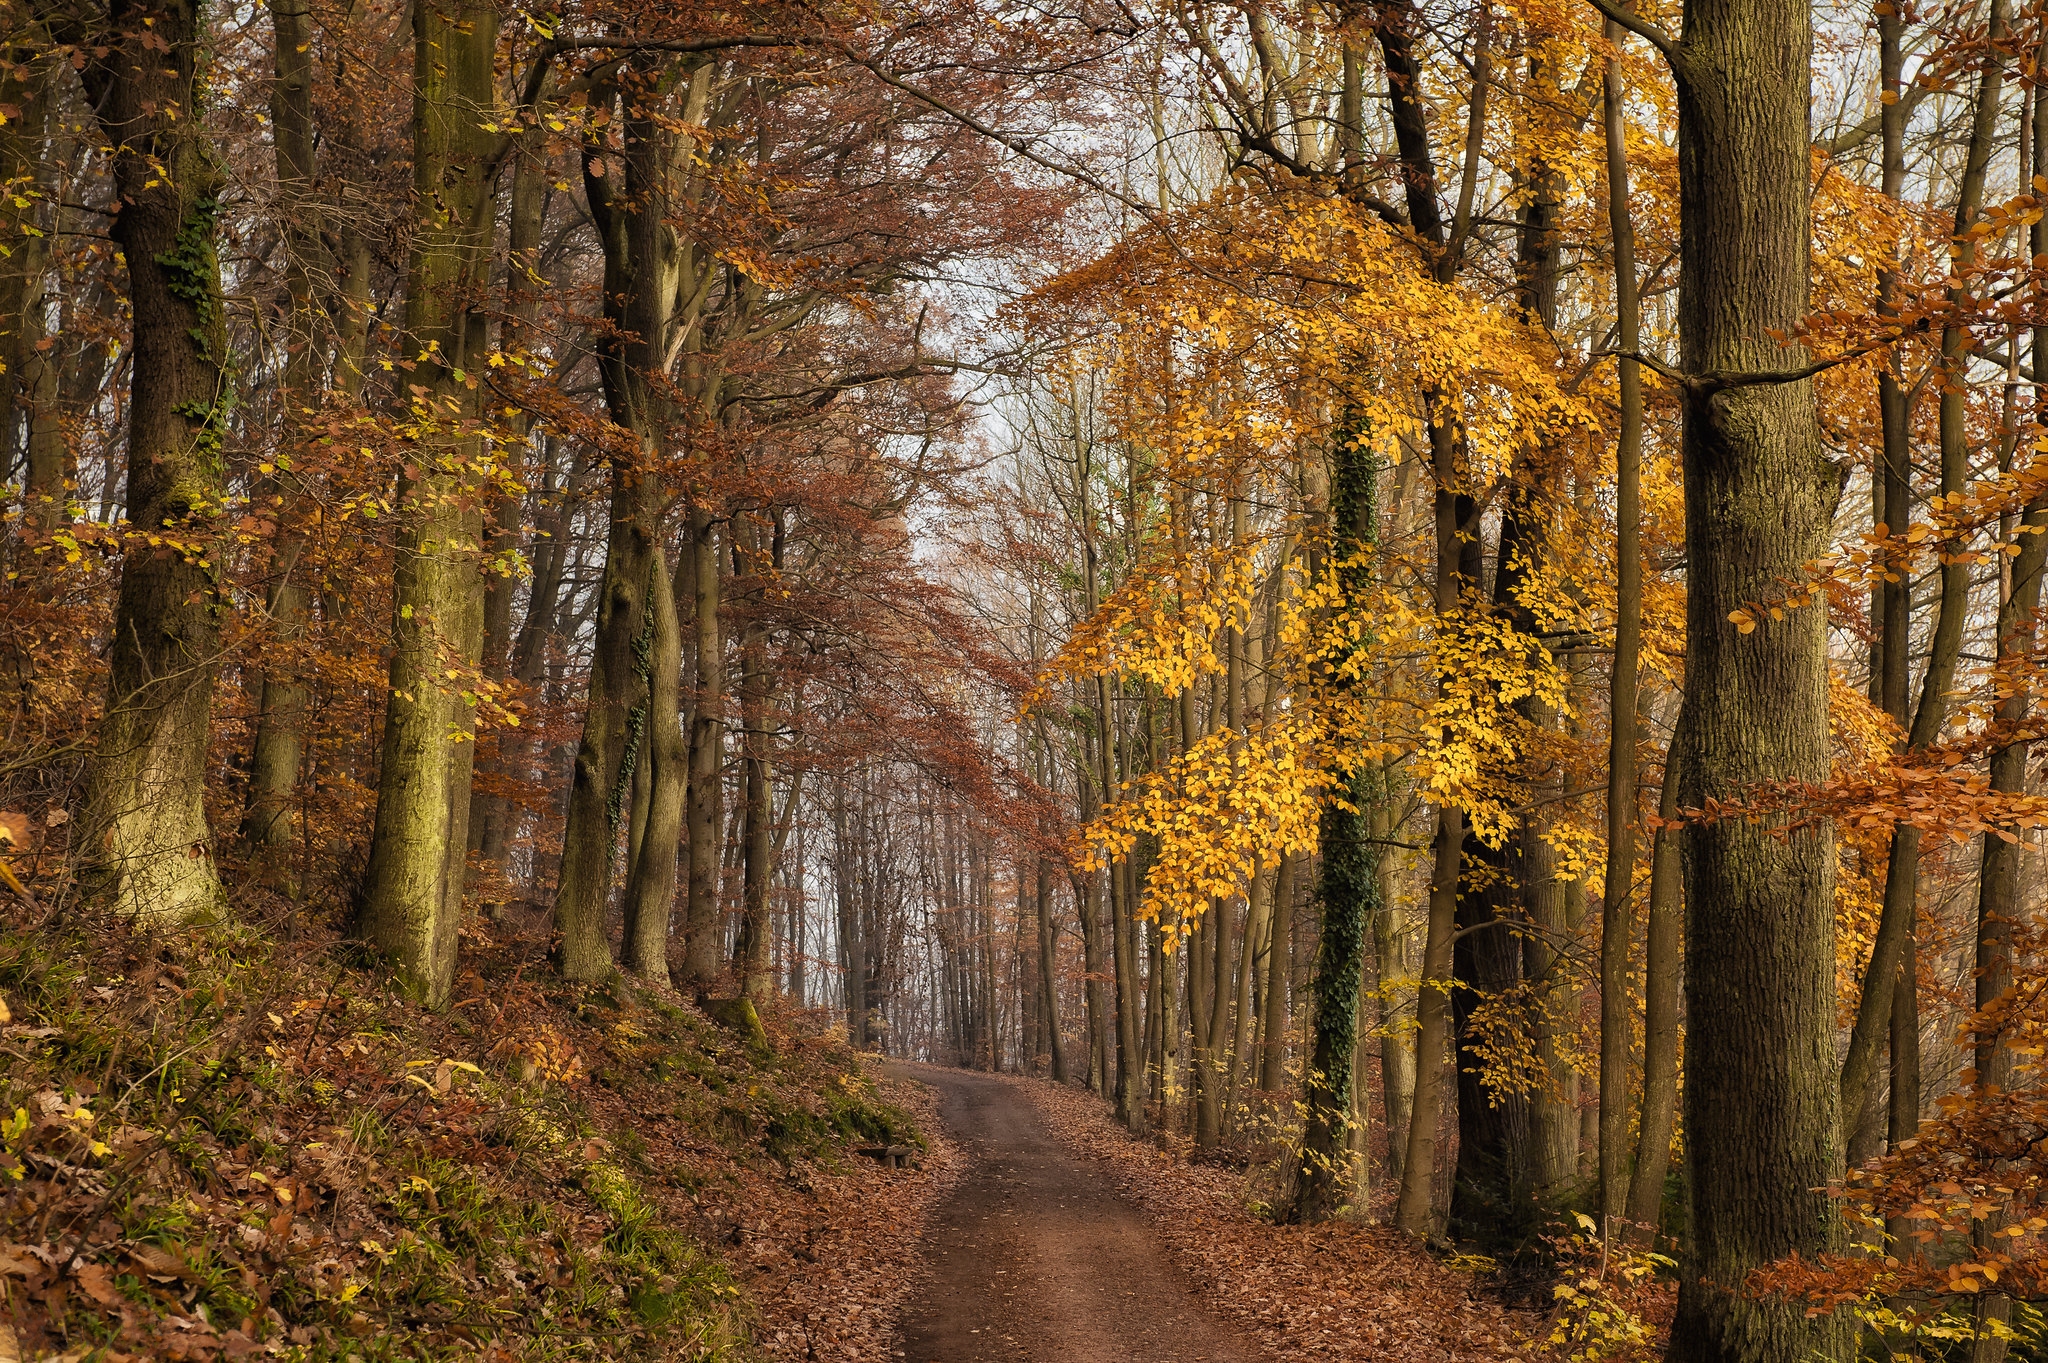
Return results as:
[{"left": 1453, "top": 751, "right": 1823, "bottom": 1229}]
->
[
  {"left": 1291, "top": 434, "right": 1381, "bottom": 1223},
  {"left": 1597, "top": 14, "right": 1646, "bottom": 1240},
  {"left": 735, "top": 582, "right": 774, "bottom": 1001},
  {"left": 683, "top": 507, "right": 726, "bottom": 986},
  {"left": 1971, "top": 80, "right": 2048, "bottom": 1353},
  {"left": 620, "top": 550, "right": 684, "bottom": 984},
  {"left": 1036, "top": 854, "right": 1065, "bottom": 1081},
  {"left": 1652, "top": 0, "right": 1855, "bottom": 1346},
  {"left": 0, "top": 54, "right": 51, "bottom": 497},
  {"left": 75, "top": 0, "right": 230, "bottom": 925},
  {"left": 466, "top": 134, "right": 549, "bottom": 883},
  {"left": 1624, "top": 726, "right": 1684, "bottom": 1243},
  {"left": 1259, "top": 850, "right": 1297, "bottom": 1095},
  {"left": 553, "top": 94, "right": 679, "bottom": 982}
]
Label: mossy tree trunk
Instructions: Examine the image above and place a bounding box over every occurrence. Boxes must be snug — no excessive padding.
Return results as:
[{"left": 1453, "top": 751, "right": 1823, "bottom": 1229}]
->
[
  {"left": 554, "top": 75, "right": 679, "bottom": 983},
  {"left": 1289, "top": 433, "right": 1379, "bottom": 1224},
  {"left": 75, "top": 0, "right": 230, "bottom": 925},
  {"left": 357, "top": 0, "right": 498, "bottom": 1006}
]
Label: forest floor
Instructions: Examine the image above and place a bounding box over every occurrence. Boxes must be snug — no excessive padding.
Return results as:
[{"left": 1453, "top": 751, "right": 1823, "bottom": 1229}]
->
[
  {"left": 893, "top": 1066, "right": 1534, "bottom": 1363},
  {"left": 0, "top": 900, "right": 960, "bottom": 1362}
]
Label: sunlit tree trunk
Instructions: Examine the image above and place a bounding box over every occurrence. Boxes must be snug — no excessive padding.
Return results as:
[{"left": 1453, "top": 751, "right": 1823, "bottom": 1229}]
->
[{"left": 357, "top": 0, "right": 498, "bottom": 1004}]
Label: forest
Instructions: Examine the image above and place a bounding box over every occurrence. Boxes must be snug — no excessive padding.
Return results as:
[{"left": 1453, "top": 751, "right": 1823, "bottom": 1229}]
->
[{"left": 0, "top": 0, "right": 2041, "bottom": 1357}]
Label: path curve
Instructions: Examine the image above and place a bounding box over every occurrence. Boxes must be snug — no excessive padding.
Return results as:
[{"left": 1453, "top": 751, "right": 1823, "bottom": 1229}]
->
[{"left": 892, "top": 1065, "right": 1267, "bottom": 1363}]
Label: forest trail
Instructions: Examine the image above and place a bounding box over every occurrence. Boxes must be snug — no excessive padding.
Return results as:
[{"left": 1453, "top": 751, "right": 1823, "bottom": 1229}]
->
[{"left": 893, "top": 1066, "right": 1269, "bottom": 1363}]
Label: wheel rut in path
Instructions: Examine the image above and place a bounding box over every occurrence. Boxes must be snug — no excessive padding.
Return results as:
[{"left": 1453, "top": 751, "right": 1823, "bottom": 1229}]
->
[{"left": 892, "top": 1065, "right": 1266, "bottom": 1363}]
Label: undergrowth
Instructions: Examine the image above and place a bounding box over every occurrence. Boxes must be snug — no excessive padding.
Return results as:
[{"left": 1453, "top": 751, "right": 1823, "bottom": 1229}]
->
[{"left": 0, "top": 898, "right": 918, "bottom": 1361}]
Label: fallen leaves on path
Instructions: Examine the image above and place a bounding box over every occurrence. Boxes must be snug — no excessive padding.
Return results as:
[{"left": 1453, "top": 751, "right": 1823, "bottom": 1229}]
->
[
  {"left": 1018, "top": 1079, "right": 1537, "bottom": 1362},
  {"left": 725, "top": 1069, "right": 964, "bottom": 1363}
]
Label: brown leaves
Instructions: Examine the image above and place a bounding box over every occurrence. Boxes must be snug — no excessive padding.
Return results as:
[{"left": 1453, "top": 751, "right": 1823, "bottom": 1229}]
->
[{"left": 1022, "top": 1080, "right": 1536, "bottom": 1362}]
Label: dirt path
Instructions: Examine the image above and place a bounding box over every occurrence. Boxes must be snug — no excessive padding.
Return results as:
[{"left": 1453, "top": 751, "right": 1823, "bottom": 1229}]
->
[{"left": 892, "top": 1065, "right": 1268, "bottom": 1363}]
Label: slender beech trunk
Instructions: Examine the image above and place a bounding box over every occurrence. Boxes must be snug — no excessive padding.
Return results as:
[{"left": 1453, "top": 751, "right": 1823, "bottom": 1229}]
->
[
  {"left": 1597, "top": 16, "right": 1646, "bottom": 1240},
  {"left": 1227, "top": 861, "right": 1272, "bottom": 1121},
  {"left": 735, "top": 531, "right": 775, "bottom": 1000},
  {"left": 1372, "top": 871, "right": 1413, "bottom": 1185},
  {"left": 683, "top": 505, "right": 726, "bottom": 985},
  {"left": 75, "top": 0, "right": 230, "bottom": 924},
  {"left": 1623, "top": 726, "right": 1683, "bottom": 1242},
  {"left": 467, "top": 135, "right": 549, "bottom": 879},
  {"left": 1613, "top": 0, "right": 1856, "bottom": 1348},
  {"left": 1260, "top": 851, "right": 1298, "bottom": 1094},
  {"left": 240, "top": 0, "right": 326, "bottom": 865},
  {"left": 0, "top": 52, "right": 50, "bottom": 495},
  {"left": 1036, "top": 853, "right": 1065, "bottom": 1081},
  {"left": 1839, "top": 0, "right": 2007, "bottom": 1142},
  {"left": 833, "top": 779, "right": 866, "bottom": 1046},
  {"left": 1971, "top": 75, "right": 2048, "bottom": 1358}
]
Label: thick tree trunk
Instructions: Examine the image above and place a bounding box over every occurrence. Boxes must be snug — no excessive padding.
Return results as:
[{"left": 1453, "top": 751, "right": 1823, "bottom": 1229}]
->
[
  {"left": 552, "top": 101, "right": 678, "bottom": 982},
  {"left": 621, "top": 552, "right": 684, "bottom": 983},
  {"left": 358, "top": 0, "right": 498, "bottom": 1003},
  {"left": 76, "top": 0, "right": 230, "bottom": 925},
  {"left": 1291, "top": 434, "right": 1380, "bottom": 1223},
  {"left": 1653, "top": 0, "right": 1854, "bottom": 1347}
]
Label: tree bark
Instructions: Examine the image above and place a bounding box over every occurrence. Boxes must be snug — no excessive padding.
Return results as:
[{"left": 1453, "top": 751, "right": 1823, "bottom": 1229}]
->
[
  {"left": 734, "top": 545, "right": 775, "bottom": 1001},
  {"left": 1624, "top": 726, "right": 1684, "bottom": 1243},
  {"left": 76, "top": 0, "right": 231, "bottom": 925},
  {"left": 1597, "top": 15, "right": 1646, "bottom": 1240},
  {"left": 356, "top": 0, "right": 499, "bottom": 1003},
  {"left": 621, "top": 550, "right": 684, "bottom": 983},
  {"left": 1292, "top": 432, "right": 1381, "bottom": 1223},
  {"left": 553, "top": 89, "right": 678, "bottom": 982},
  {"left": 1654, "top": 0, "right": 1855, "bottom": 1345},
  {"left": 683, "top": 506, "right": 726, "bottom": 986}
]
